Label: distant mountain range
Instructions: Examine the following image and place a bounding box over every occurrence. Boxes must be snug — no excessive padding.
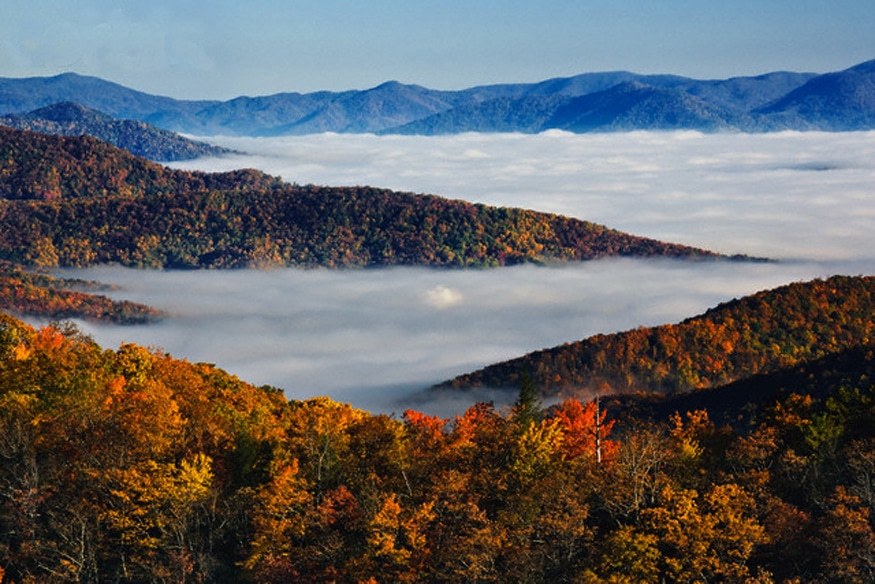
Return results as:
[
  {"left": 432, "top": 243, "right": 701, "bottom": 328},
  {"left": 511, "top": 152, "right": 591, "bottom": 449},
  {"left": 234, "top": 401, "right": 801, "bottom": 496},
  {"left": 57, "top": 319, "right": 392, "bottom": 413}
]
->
[
  {"left": 0, "top": 101, "right": 232, "bottom": 161},
  {"left": 1, "top": 60, "right": 873, "bottom": 135}
]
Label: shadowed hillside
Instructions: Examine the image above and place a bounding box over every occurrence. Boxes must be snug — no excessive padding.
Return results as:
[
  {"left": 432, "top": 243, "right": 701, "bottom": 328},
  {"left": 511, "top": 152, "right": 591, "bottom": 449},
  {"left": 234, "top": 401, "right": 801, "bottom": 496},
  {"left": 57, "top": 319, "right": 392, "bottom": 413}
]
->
[{"left": 0, "top": 101, "right": 232, "bottom": 161}]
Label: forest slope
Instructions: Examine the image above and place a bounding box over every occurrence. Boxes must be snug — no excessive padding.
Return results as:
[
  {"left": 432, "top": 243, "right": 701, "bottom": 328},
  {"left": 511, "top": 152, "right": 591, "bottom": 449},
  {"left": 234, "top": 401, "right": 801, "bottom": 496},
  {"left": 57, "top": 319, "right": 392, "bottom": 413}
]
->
[
  {"left": 436, "top": 275, "right": 875, "bottom": 397},
  {"left": 2, "top": 310, "right": 874, "bottom": 582},
  {"left": 0, "top": 126, "right": 731, "bottom": 269},
  {"left": 0, "top": 260, "right": 161, "bottom": 324},
  {"left": 0, "top": 125, "right": 282, "bottom": 201},
  {"left": 604, "top": 342, "right": 875, "bottom": 430}
]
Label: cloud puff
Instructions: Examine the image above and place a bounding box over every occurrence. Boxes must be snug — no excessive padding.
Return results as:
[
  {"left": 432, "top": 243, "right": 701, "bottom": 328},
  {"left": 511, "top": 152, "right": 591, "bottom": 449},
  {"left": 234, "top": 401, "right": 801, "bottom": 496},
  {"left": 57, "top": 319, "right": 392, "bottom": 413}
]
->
[
  {"left": 48, "top": 131, "right": 875, "bottom": 417},
  {"left": 424, "top": 285, "right": 464, "bottom": 309}
]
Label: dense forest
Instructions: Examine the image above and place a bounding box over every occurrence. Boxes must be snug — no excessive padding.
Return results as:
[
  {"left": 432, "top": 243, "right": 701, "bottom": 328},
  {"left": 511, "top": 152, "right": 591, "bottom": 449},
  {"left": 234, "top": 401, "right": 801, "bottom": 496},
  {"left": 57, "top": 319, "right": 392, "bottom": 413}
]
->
[
  {"left": 0, "top": 126, "right": 283, "bottom": 201},
  {"left": 1, "top": 303, "right": 874, "bottom": 583},
  {"left": 604, "top": 342, "right": 875, "bottom": 430},
  {"left": 2, "top": 108, "right": 873, "bottom": 583},
  {"left": 0, "top": 126, "right": 730, "bottom": 270},
  {"left": 438, "top": 275, "right": 875, "bottom": 397},
  {"left": 0, "top": 260, "right": 161, "bottom": 324},
  {"left": 0, "top": 183, "right": 723, "bottom": 270}
]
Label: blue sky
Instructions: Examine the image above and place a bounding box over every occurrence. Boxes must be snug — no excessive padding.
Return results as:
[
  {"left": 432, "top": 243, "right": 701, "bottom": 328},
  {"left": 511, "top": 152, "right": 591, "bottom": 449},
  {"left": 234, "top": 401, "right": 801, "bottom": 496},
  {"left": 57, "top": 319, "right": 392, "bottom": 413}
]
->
[{"left": 2, "top": 0, "right": 873, "bottom": 99}]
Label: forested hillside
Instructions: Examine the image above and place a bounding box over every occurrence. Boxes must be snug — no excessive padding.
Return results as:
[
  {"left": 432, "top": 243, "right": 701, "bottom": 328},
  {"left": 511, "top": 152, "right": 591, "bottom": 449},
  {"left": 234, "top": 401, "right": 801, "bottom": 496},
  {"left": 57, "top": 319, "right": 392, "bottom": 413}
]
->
[
  {"left": 0, "top": 125, "right": 281, "bottom": 201},
  {"left": 0, "top": 126, "right": 728, "bottom": 269},
  {"left": 1, "top": 310, "right": 874, "bottom": 583},
  {"left": 0, "top": 260, "right": 161, "bottom": 323},
  {"left": 604, "top": 342, "right": 875, "bottom": 430},
  {"left": 0, "top": 183, "right": 724, "bottom": 269},
  {"left": 438, "top": 275, "right": 875, "bottom": 397}
]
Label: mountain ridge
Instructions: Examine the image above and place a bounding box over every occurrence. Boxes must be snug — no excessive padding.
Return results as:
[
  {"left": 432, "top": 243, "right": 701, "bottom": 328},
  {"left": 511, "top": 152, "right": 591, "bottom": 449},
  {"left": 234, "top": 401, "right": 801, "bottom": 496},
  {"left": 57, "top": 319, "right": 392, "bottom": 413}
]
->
[
  {"left": 2, "top": 61, "right": 872, "bottom": 135},
  {"left": 0, "top": 125, "right": 741, "bottom": 270},
  {"left": 0, "top": 101, "right": 232, "bottom": 161},
  {"left": 435, "top": 275, "right": 875, "bottom": 399}
]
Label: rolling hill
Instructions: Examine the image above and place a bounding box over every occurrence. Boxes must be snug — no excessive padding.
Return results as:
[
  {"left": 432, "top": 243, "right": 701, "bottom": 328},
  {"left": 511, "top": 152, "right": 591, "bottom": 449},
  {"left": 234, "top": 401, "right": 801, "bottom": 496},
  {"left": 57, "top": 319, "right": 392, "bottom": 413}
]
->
[
  {"left": 0, "top": 125, "right": 282, "bottom": 201},
  {"left": 0, "top": 126, "right": 735, "bottom": 270},
  {"left": 435, "top": 275, "right": 875, "bottom": 398},
  {"left": 0, "top": 260, "right": 161, "bottom": 324}
]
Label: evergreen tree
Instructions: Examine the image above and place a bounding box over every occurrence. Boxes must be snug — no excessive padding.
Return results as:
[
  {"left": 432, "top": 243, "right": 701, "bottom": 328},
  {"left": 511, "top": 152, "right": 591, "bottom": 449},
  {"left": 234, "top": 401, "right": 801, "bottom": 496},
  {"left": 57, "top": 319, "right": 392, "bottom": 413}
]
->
[{"left": 513, "top": 368, "right": 542, "bottom": 428}]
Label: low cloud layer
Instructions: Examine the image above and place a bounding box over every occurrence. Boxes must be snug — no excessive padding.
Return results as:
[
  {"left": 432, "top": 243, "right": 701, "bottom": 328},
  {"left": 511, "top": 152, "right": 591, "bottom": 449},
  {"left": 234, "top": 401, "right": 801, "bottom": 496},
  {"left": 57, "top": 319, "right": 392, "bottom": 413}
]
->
[
  {"left": 52, "top": 131, "right": 875, "bottom": 416},
  {"left": 175, "top": 131, "right": 875, "bottom": 261}
]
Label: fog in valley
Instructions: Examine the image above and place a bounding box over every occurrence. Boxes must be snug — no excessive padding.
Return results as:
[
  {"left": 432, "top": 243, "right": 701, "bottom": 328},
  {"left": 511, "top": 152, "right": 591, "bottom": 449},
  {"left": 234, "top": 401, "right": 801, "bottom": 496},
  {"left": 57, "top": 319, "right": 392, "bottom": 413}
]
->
[
  {"left": 57, "top": 131, "right": 875, "bottom": 416},
  {"left": 176, "top": 131, "right": 875, "bottom": 262}
]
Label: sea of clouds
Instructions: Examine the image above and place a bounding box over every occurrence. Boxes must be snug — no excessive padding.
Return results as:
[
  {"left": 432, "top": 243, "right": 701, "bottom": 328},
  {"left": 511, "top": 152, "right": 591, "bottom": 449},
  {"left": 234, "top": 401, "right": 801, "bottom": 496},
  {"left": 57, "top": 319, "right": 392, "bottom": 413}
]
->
[{"left": 56, "top": 131, "right": 875, "bottom": 416}]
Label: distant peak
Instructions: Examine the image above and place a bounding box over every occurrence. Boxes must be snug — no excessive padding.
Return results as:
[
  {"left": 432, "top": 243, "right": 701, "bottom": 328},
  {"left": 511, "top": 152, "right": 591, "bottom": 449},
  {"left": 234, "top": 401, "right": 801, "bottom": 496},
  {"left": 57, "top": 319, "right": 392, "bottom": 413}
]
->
[
  {"left": 374, "top": 80, "right": 403, "bottom": 88},
  {"left": 28, "top": 101, "right": 112, "bottom": 123},
  {"left": 368, "top": 80, "right": 428, "bottom": 92},
  {"left": 47, "top": 72, "right": 101, "bottom": 83}
]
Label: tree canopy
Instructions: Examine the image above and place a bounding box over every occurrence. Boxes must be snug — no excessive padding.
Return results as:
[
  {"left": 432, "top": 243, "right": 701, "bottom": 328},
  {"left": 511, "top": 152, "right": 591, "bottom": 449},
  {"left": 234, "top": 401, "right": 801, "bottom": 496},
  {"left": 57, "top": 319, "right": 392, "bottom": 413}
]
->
[{"left": 1, "top": 309, "right": 874, "bottom": 582}]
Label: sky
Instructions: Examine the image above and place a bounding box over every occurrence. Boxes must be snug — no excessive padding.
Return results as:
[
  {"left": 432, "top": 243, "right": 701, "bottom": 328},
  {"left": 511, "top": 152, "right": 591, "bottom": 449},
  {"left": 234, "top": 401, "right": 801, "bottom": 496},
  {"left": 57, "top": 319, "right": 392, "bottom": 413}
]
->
[
  {"left": 48, "top": 131, "right": 875, "bottom": 417},
  {"left": 2, "top": 0, "right": 874, "bottom": 99}
]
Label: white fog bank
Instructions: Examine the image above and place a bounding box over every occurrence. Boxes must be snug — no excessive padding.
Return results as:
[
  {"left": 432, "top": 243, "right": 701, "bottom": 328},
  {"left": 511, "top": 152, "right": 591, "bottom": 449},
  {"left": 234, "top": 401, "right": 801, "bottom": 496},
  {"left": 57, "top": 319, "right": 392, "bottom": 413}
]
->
[
  {"left": 59, "top": 259, "right": 874, "bottom": 417},
  {"left": 50, "top": 131, "right": 875, "bottom": 416}
]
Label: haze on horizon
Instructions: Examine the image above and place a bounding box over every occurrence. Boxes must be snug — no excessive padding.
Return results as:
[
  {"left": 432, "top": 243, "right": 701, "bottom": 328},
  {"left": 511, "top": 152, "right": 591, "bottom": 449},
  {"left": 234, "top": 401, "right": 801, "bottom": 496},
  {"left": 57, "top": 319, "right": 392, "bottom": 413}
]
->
[
  {"left": 2, "top": 1, "right": 874, "bottom": 100},
  {"left": 54, "top": 131, "right": 875, "bottom": 417}
]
